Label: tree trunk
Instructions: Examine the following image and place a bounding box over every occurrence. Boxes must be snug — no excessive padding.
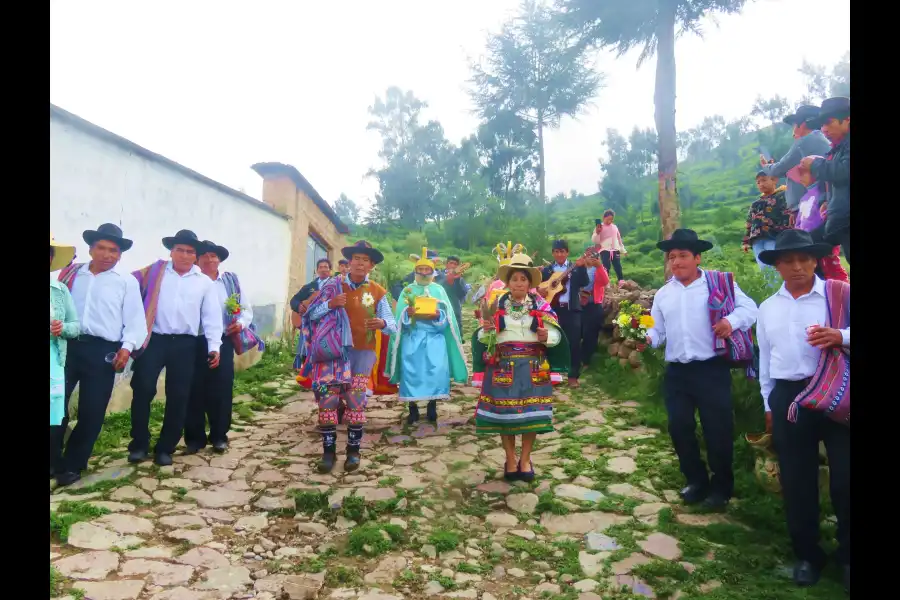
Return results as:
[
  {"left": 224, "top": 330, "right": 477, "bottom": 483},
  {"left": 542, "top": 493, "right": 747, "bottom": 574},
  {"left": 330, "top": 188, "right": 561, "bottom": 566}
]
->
[
  {"left": 654, "top": 0, "right": 681, "bottom": 279},
  {"left": 537, "top": 117, "right": 546, "bottom": 204}
]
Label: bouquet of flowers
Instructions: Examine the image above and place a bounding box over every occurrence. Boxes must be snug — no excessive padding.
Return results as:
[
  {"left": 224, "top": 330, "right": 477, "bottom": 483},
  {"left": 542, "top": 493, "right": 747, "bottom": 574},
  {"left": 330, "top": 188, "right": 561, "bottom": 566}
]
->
[
  {"left": 225, "top": 293, "right": 242, "bottom": 321},
  {"left": 616, "top": 300, "right": 654, "bottom": 346},
  {"left": 480, "top": 296, "right": 498, "bottom": 364},
  {"left": 361, "top": 287, "right": 377, "bottom": 342}
]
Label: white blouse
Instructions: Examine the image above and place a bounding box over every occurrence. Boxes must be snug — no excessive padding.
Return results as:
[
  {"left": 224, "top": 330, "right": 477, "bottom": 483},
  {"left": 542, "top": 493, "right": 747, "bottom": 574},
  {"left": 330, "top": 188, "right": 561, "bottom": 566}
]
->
[{"left": 478, "top": 314, "right": 562, "bottom": 347}]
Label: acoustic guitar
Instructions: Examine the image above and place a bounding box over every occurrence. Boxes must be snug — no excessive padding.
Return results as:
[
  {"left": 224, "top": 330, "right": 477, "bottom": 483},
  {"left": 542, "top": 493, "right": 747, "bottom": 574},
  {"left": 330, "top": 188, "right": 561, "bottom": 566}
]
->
[
  {"left": 444, "top": 262, "right": 472, "bottom": 278},
  {"left": 537, "top": 248, "right": 601, "bottom": 305}
]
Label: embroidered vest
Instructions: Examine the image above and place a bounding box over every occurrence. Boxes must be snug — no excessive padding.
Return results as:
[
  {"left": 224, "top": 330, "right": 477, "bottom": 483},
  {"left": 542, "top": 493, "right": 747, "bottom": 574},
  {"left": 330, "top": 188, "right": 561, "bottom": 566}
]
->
[{"left": 342, "top": 280, "right": 386, "bottom": 351}]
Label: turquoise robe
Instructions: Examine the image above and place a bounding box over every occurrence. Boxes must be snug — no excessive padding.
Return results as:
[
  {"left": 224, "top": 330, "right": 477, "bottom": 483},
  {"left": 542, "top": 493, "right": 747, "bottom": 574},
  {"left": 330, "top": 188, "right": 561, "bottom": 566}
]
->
[{"left": 386, "top": 282, "right": 468, "bottom": 402}]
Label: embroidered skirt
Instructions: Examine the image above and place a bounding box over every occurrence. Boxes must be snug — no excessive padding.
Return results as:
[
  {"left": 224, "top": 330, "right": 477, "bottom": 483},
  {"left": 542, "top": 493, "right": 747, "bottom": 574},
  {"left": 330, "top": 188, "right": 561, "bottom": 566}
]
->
[{"left": 475, "top": 342, "right": 553, "bottom": 436}]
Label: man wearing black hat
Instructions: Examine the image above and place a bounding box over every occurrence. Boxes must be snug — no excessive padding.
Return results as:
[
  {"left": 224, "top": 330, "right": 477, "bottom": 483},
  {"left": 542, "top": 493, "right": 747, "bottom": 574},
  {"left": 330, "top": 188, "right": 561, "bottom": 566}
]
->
[
  {"left": 51, "top": 224, "right": 147, "bottom": 486},
  {"left": 755, "top": 229, "right": 850, "bottom": 591},
  {"left": 644, "top": 229, "right": 759, "bottom": 509},
  {"left": 184, "top": 240, "right": 258, "bottom": 454},
  {"left": 541, "top": 239, "right": 589, "bottom": 387},
  {"left": 304, "top": 240, "right": 398, "bottom": 473},
  {"left": 800, "top": 97, "right": 850, "bottom": 263},
  {"left": 759, "top": 105, "right": 832, "bottom": 213},
  {"left": 127, "top": 230, "right": 225, "bottom": 466}
]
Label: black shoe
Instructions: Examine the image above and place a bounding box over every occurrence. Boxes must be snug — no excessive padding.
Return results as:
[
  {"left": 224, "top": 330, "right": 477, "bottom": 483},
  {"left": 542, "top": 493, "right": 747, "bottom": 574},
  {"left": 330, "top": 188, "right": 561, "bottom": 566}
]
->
[
  {"left": 518, "top": 461, "right": 536, "bottom": 483},
  {"left": 503, "top": 464, "right": 520, "bottom": 481},
  {"left": 792, "top": 561, "right": 822, "bottom": 587},
  {"left": 55, "top": 471, "right": 81, "bottom": 487},
  {"left": 212, "top": 441, "right": 228, "bottom": 454},
  {"left": 344, "top": 450, "right": 361, "bottom": 472},
  {"left": 842, "top": 565, "right": 850, "bottom": 594},
  {"left": 679, "top": 484, "right": 709, "bottom": 505},
  {"left": 337, "top": 404, "right": 346, "bottom": 425},
  {"left": 127, "top": 450, "right": 149, "bottom": 464},
  {"left": 154, "top": 453, "right": 173, "bottom": 467},
  {"left": 426, "top": 401, "right": 438, "bottom": 423},
  {"left": 701, "top": 492, "right": 730, "bottom": 511},
  {"left": 318, "top": 451, "right": 337, "bottom": 474},
  {"left": 406, "top": 403, "right": 420, "bottom": 425},
  {"left": 182, "top": 445, "right": 204, "bottom": 455}
]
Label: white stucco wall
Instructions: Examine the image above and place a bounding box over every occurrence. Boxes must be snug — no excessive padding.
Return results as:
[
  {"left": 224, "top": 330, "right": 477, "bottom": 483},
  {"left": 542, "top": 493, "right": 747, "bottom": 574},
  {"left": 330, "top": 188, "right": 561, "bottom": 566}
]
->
[{"left": 49, "top": 115, "right": 291, "bottom": 338}]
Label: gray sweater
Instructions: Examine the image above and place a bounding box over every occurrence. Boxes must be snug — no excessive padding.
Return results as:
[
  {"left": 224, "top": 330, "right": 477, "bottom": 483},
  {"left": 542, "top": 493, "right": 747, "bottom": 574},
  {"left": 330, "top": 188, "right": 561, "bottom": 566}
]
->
[{"left": 759, "top": 130, "right": 832, "bottom": 209}]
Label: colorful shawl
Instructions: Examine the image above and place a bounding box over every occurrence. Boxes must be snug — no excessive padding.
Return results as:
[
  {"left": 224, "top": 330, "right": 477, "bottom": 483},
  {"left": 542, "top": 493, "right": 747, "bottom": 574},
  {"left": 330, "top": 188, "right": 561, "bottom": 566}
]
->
[
  {"left": 704, "top": 270, "right": 756, "bottom": 378},
  {"left": 790, "top": 279, "right": 850, "bottom": 425},
  {"left": 301, "top": 275, "right": 354, "bottom": 388},
  {"left": 220, "top": 271, "right": 265, "bottom": 355},
  {"left": 131, "top": 259, "right": 168, "bottom": 357}
]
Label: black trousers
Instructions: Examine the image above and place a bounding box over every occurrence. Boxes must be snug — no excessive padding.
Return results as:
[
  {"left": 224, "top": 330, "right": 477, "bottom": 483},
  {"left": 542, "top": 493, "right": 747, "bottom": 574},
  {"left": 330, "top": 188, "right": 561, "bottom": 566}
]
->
[
  {"left": 555, "top": 305, "right": 582, "bottom": 380},
  {"left": 580, "top": 302, "right": 604, "bottom": 367},
  {"left": 49, "top": 336, "right": 120, "bottom": 473},
  {"left": 664, "top": 357, "right": 734, "bottom": 498},
  {"left": 600, "top": 250, "right": 623, "bottom": 281},
  {"left": 185, "top": 335, "right": 236, "bottom": 448},
  {"left": 128, "top": 334, "right": 198, "bottom": 455},
  {"left": 770, "top": 379, "right": 851, "bottom": 566}
]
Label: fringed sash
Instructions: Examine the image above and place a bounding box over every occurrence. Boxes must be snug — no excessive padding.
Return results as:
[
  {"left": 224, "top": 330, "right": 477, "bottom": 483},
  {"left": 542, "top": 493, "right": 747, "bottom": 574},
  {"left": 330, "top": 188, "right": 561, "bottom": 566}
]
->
[
  {"left": 58, "top": 262, "right": 84, "bottom": 291},
  {"left": 131, "top": 259, "right": 167, "bottom": 357},
  {"left": 705, "top": 270, "right": 757, "bottom": 378},
  {"left": 790, "top": 279, "right": 850, "bottom": 425}
]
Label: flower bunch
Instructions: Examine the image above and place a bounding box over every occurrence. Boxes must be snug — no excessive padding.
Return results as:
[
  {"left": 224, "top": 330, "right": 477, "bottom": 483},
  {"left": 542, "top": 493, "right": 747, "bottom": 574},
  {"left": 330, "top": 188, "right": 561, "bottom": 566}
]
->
[
  {"left": 616, "top": 300, "right": 653, "bottom": 343},
  {"left": 225, "top": 293, "right": 242, "bottom": 317},
  {"left": 480, "top": 297, "right": 498, "bottom": 364}
]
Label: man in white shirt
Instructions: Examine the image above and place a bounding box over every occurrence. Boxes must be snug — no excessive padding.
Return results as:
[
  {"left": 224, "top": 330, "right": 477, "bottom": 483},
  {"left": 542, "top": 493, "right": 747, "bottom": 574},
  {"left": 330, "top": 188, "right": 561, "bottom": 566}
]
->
[
  {"left": 52, "top": 224, "right": 147, "bottom": 486},
  {"left": 645, "top": 229, "right": 759, "bottom": 510},
  {"left": 184, "top": 241, "right": 254, "bottom": 454},
  {"left": 127, "top": 230, "right": 225, "bottom": 466},
  {"left": 756, "top": 230, "right": 850, "bottom": 591}
]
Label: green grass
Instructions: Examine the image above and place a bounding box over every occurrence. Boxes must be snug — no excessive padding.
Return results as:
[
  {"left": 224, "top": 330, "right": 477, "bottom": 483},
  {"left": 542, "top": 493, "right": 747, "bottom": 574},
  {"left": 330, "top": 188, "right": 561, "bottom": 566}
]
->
[
  {"left": 50, "top": 501, "right": 110, "bottom": 543},
  {"left": 346, "top": 522, "right": 405, "bottom": 556}
]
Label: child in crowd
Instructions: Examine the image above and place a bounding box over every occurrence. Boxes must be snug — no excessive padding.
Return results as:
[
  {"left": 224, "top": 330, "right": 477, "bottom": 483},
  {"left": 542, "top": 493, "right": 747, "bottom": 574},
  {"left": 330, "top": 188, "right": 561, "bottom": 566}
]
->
[
  {"left": 743, "top": 171, "right": 792, "bottom": 287},
  {"left": 591, "top": 209, "right": 626, "bottom": 283}
]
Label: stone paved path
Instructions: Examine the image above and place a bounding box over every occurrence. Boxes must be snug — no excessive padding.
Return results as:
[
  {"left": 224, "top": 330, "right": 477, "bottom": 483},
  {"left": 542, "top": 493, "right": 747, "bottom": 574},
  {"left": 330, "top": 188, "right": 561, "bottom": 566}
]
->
[{"left": 50, "top": 344, "right": 842, "bottom": 600}]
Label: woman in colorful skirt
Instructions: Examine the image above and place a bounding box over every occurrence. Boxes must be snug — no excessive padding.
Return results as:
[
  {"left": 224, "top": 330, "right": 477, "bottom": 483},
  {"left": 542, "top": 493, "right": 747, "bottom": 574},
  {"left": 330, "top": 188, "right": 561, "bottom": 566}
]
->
[
  {"left": 50, "top": 234, "right": 80, "bottom": 485},
  {"left": 472, "top": 253, "right": 570, "bottom": 481}
]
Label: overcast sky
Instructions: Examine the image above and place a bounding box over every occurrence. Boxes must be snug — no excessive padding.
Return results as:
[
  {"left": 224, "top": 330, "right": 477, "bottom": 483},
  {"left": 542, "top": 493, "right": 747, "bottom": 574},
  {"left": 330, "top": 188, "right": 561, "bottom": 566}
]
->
[{"left": 50, "top": 0, "right": 849, "bottom": 209}]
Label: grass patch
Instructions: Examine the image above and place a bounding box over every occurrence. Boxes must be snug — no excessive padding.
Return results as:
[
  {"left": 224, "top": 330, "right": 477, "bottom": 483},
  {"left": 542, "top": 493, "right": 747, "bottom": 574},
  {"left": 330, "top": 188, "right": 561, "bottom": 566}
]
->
[
  {"left": 428, "top": 528, "right": 461, "bottom": 553},
  {"left": 50, "top": 501, "right": 110, "bottom": 542},
  {"left": 347, "top": 522, "right": 405, "bottom": 556},
  {"left": 325, "top": 565, "right": 362, "bottom": 587},
  {"left": 291, "top": 490, "right": 329, "bottom": 515}
]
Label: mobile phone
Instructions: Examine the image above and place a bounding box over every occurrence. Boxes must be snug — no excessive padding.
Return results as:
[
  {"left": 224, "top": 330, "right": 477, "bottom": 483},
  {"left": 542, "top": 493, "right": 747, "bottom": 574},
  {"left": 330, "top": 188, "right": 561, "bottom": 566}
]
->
[{"left": 757, "top": 145, "right": 773, "bottom": 162}]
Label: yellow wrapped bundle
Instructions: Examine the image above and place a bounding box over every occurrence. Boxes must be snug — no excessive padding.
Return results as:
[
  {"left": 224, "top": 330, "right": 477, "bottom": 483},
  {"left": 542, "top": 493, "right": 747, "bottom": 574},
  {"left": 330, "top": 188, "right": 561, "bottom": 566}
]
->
[{"left": 413, "top": 296, "right": 438, "bottom": 317}]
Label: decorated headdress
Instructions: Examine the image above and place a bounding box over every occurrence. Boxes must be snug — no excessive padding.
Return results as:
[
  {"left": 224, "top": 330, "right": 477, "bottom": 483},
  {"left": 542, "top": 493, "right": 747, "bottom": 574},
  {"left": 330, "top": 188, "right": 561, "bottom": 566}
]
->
[
  {"left": 492, "top": 241, "right": 526, "bottom": 267},
  {"left": 409, "top": 247, "right": 439, "bottom": 271}
]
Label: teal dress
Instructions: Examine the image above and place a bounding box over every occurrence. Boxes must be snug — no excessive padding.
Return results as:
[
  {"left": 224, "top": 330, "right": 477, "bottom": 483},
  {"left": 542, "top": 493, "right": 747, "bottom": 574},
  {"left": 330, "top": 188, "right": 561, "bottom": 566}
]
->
[{"left": 50, "top": 280, "right": 79, "bottom": 426}]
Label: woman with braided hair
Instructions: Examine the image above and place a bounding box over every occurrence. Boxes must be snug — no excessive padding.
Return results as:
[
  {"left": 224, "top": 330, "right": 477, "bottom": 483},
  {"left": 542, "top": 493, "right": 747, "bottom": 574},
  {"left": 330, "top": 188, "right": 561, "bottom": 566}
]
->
[{"left": 472, "top": 254, "right": 570, "bottom": 481}]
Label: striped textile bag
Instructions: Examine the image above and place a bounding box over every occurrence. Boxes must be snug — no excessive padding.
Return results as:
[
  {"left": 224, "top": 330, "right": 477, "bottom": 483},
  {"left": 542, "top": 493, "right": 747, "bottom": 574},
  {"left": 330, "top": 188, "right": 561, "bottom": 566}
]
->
[
  {"left": 705, "top": 270, "right": 756, "bottom": 377},
  {"left": 790, "top": 279, "right": 850, "bottom": 425}
]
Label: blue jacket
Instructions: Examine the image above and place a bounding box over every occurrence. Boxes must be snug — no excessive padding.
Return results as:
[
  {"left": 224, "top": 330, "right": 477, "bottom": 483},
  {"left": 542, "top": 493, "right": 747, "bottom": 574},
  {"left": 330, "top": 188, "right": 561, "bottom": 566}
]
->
[{"left": 759, "top": 130, "right": 832, "bottom": 210}]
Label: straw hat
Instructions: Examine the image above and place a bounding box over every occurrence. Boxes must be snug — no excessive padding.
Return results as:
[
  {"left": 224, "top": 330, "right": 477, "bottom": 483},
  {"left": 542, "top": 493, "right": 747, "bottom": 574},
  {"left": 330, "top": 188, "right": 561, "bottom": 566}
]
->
[
  {"left": 497, "top": 253, "right": 543, "bottom": 286},
  {"left": 50, "top": 232, "right": 76, "bottom": 272}
]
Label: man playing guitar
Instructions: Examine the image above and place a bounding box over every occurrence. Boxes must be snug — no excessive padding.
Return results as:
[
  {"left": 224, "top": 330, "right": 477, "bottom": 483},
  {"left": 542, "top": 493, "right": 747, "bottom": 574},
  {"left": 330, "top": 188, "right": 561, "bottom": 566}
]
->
[{"left": 540, "top": 239, "right": 589, "bottom": 388}]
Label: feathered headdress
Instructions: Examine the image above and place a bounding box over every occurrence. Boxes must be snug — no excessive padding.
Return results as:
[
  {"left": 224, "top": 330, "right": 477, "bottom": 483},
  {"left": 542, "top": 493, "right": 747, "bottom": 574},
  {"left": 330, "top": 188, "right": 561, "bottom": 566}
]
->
[
  {"left": 492, "top": 241, "right": 526, "bottom": 267},
  {"left": 409, "top": 247, "right": 440, "bottom": 271}
]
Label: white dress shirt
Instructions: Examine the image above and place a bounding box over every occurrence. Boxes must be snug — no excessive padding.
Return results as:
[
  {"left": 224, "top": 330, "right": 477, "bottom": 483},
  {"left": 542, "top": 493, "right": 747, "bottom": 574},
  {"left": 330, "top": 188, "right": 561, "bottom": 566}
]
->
[
  {"left": 647, "top": 269, "right": 759, "bottom": 364},
  {"left": 213, "top": 271, "right": 254, "bottom": 331},
  {"left": 551, "top": 262, "right": 572, "bottom": 305},
  {"left": 70, "top": 263, "right": 147, "bottom": 352},
  {"left": 152, "top": 262, "right": 224, "bottom": 353},
  {"left": 757, "top": 276, "right": 850, "bottom": 411}
]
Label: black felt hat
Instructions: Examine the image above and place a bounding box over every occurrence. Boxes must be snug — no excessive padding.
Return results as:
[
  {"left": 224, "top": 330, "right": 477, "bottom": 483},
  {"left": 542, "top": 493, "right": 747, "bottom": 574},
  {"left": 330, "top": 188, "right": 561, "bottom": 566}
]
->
[
  {"left": 808, "top": 97, "right": 850, "bottom": 128},
  {"left": 341, "top": 240, "right": 384, "bottom": 264},
  {"left": 782, "top": 105, "right": 821, "bottom": 126},
  {"left": 83, "top": 223, "right": 133, "bottom": 251},
  {"left": 199, "top": 240, "right": 229, "bottom": 261},
  {"left": 656, "top": 229, "right": 713, "bottom": 254},
  {"left": 757, "top": 230, "right": 833, "bottom": 266},
  {"left": 162, "top": 229, "right": 203, "bottom": 251},
  {"left": 595, "top": 218, "right": 603, "bottom": 225}
]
